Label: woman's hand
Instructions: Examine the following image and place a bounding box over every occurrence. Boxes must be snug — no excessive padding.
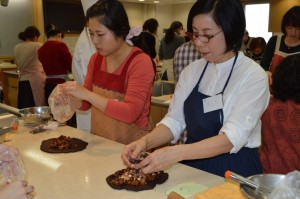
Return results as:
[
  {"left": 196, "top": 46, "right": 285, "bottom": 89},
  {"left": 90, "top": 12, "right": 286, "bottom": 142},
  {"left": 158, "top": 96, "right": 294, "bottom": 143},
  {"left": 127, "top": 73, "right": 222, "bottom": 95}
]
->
[
  {"left": 0, "top": 180, "right": 34, "bottom": 199},
  {"left": 61, "top": 81, "right": 89, "bottom": 101},
  {"left": 134, "top": 145, "right": 180, "bottom": 174},
  {"left": 121, "top": 139, "right": 147, "bottom": 168}
]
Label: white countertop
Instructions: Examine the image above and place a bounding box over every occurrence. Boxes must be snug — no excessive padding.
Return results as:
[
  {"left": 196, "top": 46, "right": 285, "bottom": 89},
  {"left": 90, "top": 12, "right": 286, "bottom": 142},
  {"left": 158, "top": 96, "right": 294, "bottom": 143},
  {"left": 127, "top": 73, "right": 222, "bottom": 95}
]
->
[
  {"left": 5, "top": 124, "right": 224, "bottom": 199},
  {"left": 0, "top": 62, "right": 17, "bottom": 69}
]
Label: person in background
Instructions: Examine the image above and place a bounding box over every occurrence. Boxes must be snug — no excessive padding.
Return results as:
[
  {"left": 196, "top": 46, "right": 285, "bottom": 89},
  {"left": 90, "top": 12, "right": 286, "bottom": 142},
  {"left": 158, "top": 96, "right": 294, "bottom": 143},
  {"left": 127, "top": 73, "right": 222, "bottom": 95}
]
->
[
  {"left": 57, "top": 0, "right": 155, "bottom": 145},
  {"left": 240, "top": 30, "right": 252, "bottom": 56},
  {"left": 14, "top": 26, "right": 46, "bottom": 109},
  {"left": 247, "top": 37, "right": 266, "bottom": 63},
  {"left": 172, "top": 5, "right": 202, "bottom": 145},
  {"left": 260, "top": 54, "right": 300, "bottom": 174},
  {"left": 173, "top": 8, "right": 201, "bottom": 85},
  {"left": 38, "top": 24, "right": 72, "bottom": 105},
  {"left": 72, "top": 0, "right": 97, "bottom": 133},
  {"left": 0, "top": 144, "right": 34, "bottom": 199},
  {"left": 122, "top": 0, "right": 269, "bottom": 177},
  {"left": 260, "top": 6, "right": 300, "bottom": 83},
  {"left": 141, "top": 18, "right": 159, "bottom": 62},
  {"left": 159, "top": 21, "right": 185, "bottom": 82}
]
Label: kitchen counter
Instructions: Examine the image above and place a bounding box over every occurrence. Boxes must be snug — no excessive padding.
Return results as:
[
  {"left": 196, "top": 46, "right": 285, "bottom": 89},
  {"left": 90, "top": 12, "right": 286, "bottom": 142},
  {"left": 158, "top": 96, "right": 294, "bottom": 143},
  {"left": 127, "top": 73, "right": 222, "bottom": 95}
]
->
[
  {"left": 150, "top": 94, "right": 172, "bottom": 126},
  {"left": 151, "top": 94, "right": 172, "bottom": 108},
  {"left": 0, "top": 62, "right": 17, "bottom": 105},
  {"left": 2, "top": 70, "right": 18, "bottom": 107},
  {"left": 5, "top": 124, "right": 224, "bottom": 199}
]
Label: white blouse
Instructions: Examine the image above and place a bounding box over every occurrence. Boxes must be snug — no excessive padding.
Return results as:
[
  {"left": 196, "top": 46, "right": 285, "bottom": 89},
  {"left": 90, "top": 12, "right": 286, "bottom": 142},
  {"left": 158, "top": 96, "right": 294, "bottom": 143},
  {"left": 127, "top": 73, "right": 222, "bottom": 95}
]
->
[{"left": 159, "top": 52, "right": 270, "bottom": 153}]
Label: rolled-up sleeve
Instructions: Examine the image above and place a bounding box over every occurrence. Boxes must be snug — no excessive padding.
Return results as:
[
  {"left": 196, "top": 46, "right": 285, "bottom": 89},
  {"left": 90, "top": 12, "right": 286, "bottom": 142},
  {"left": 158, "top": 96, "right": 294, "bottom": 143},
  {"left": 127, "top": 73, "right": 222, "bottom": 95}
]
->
[{"left": 221, "top": 61, "right": 270, "bottom": 153}]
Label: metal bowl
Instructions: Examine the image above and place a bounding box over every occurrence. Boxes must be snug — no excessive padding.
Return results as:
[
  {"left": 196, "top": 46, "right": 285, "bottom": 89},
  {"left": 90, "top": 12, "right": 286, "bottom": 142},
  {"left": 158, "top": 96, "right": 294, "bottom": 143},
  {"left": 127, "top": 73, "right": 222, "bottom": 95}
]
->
[
  {"left": 19, "top": 106, "right": 52, "bottom": 125},
  {"left": 240, "top": 174, "right": 285, "bottom": 199}
]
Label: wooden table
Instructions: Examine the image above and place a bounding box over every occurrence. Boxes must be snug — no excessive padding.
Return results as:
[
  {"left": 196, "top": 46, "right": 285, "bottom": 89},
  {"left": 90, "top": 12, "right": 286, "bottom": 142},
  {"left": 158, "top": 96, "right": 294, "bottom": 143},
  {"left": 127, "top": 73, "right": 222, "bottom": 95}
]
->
[{"left": 5, "top": 124, "right": 224, "bottom": 199}]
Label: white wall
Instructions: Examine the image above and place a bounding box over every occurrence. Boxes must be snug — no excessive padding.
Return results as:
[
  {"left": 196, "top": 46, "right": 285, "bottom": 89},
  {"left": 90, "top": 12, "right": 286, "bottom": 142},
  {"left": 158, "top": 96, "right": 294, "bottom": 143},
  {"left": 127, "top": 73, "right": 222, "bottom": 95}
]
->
[
  {"left": 0, "top": 1, "right": 193, "bottom": 56},
  {"left": 123, "top": 2, "right": 193, "bottom": 40},
  {"left": 0, "top": 0, "right": 34, "bottom": 56},
  {"left": 173, "top": 3, "right": 194, "bottom": 31}
]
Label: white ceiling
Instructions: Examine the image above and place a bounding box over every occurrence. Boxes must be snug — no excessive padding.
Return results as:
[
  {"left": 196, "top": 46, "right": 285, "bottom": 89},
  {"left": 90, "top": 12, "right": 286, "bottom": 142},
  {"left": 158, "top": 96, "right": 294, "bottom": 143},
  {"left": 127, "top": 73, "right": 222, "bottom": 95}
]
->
[{"left": 120, "top": 0, "right": 197, "bottom": 5}]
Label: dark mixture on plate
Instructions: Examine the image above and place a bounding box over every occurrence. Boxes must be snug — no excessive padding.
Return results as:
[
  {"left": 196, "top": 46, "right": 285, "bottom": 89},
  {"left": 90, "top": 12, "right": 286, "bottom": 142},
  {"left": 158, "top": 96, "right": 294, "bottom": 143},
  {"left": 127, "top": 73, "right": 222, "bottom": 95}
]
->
[{"left": 49, "top": 135, "right": 73, "bottom": 150}]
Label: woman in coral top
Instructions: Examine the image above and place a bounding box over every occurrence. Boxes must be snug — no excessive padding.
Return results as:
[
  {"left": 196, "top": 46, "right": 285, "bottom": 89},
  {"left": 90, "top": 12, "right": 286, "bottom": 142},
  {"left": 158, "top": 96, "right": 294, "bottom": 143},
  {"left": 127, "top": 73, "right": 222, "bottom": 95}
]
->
[
  {"left": 260, "top": 54, "right": 300, "bottom": 174},
  {"left": 58, "top": 0, "right": 155, "bottom": 144}
]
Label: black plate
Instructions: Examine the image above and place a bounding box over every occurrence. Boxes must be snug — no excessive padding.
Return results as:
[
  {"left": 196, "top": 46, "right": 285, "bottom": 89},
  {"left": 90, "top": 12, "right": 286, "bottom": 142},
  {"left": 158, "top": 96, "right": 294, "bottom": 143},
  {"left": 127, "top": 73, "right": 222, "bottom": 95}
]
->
[
  {"left": 40, "top": 137, "right": 88, "bottom": 153},
  {"left": 106, "top": 168, "right": 169, "bottom": 191}
]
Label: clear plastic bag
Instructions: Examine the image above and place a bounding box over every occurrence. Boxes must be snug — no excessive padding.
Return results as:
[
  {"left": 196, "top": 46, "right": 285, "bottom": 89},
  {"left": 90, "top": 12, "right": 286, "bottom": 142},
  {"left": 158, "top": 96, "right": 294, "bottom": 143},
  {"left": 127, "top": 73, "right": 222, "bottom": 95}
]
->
[
  {"left": 270, "top": 170, "right": 300, "bottom": 199},
  {"left": 48, "top": 85, "right": 76, "bottom": 123},
  {"left": 0, "top": 147, "right": 27, "bottom": 185}
]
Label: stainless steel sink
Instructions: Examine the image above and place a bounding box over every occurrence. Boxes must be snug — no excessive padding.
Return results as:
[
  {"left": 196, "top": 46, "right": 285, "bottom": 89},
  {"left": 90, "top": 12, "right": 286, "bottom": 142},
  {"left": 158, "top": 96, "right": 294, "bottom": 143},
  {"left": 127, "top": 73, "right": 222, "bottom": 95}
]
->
[{"left": 152, "top": 81, "right": 175, "bottom": 96}]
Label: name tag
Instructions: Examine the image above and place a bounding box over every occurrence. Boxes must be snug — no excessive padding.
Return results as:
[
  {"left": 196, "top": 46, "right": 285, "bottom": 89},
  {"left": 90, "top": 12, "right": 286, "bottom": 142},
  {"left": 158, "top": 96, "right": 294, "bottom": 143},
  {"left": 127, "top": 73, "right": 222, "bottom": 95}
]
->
[{"left": 203, "top": 94, "right": 223, "bottom": 113}]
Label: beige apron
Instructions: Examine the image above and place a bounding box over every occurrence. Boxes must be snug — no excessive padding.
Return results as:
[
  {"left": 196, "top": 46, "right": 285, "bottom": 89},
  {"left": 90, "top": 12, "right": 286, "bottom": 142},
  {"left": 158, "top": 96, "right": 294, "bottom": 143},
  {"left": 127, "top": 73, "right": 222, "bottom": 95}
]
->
[
  {"left": 90, "top": 50, "right": 153, "bottom": 144},
  {"left": 91, "top": 87, "right": 152, "bottom": 145},
  {"left": 18, "top": 44, "right": 46, "bottom": 106}
]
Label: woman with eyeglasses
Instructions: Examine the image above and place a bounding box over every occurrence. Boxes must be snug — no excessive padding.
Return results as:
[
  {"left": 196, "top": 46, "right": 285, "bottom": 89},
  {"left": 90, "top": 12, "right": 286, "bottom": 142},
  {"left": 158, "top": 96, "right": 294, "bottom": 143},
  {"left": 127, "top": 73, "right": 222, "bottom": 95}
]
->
[{"left": 122, "top": 0, "right": 270, "bottom": 177}]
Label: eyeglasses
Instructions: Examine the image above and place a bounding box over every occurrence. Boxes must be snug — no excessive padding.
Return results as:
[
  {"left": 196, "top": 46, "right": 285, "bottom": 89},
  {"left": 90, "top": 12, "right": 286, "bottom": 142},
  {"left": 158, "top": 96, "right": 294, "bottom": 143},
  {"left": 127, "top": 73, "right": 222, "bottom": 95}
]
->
[{"left": 186, "top": 30, "right": 222, "bottom": 43}]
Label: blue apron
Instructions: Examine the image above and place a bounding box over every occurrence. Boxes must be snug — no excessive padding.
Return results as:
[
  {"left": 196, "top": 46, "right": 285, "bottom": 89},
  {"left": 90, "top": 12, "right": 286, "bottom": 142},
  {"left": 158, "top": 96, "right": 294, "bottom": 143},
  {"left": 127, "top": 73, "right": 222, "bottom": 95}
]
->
[{"left": 182, "top": 54, "right": 262, "bottom": 177}]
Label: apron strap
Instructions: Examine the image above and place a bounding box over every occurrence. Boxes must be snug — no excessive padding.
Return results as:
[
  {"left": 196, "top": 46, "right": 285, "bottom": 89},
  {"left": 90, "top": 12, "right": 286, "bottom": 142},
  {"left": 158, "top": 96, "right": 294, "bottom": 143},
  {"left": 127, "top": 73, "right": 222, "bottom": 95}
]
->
[{"left": 221, "top": 53, "right": 239, "bottom": 94}]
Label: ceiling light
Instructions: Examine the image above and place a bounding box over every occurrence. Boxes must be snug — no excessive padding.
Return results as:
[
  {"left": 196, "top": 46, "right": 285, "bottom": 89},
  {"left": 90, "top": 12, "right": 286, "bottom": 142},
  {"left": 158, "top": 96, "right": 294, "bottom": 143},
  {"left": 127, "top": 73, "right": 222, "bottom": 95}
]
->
[
  {"left": 139, "top": 0, "right": 145, "bottom": 2},
  {"left": 154, "top": 0, "right": 160, "bottom": 3}
]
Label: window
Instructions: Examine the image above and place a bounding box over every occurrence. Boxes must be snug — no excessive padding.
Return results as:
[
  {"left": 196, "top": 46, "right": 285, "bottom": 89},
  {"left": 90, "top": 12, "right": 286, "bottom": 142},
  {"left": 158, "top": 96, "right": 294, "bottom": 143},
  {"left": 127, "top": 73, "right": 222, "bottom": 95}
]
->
[{"left": 245, "top": 4, "right": 272, "bottom": 43}]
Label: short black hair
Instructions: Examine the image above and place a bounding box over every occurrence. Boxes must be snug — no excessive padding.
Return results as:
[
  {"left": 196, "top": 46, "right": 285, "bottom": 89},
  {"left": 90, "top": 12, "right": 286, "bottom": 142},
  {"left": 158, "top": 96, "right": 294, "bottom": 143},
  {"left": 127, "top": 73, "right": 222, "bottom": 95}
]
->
[
  {"left": 272, "top": 54, "right": 300, "bottom": 103},
  {"left": 143, "top": 18, "right": 159, "bottom": 34},
  {"left": 189, "top": 0, "right": 245, "bottom": 53},
  {"left": 86, "top": 0, "right": 130, "bottom": 40},
  {"left": 281, "top": 6, "right": 300, "bottom": 34}
]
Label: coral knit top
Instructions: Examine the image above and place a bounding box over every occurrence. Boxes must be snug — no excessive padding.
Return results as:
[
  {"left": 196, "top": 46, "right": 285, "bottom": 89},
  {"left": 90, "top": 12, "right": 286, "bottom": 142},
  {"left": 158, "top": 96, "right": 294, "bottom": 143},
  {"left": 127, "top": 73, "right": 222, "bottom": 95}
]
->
[{"left": 81, "top": 47, "right": 155, "bottom": 129}]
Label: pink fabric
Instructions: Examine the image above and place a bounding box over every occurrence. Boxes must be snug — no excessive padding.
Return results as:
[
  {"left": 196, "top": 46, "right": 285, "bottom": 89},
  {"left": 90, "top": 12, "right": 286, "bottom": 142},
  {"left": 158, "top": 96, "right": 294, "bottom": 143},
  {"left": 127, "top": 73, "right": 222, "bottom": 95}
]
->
[
  {"left": 16, "top": 42, "right": 46, "bottom": 106},
  {"left": 269, "top": 54, "right": 284, "bottom": 73},
  {"left": 26, "top": 65, "right": 46, "bottom": 106},
  {"left": 81, "top": 47, "right": 155, "bottom": 129}
]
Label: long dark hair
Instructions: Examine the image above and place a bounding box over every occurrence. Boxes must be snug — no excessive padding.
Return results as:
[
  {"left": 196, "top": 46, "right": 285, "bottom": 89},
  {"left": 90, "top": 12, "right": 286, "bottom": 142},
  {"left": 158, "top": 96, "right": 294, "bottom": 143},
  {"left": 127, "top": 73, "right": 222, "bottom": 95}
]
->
[{"left": 165, "top": 21, "right": 183, "bottom": 44}]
